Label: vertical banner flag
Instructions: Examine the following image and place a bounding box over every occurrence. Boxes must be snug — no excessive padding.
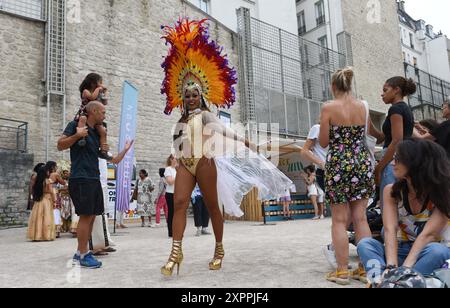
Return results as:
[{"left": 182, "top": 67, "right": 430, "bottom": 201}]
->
[{"left": 116, "top": 81, "right": 138, "bottom": 212}]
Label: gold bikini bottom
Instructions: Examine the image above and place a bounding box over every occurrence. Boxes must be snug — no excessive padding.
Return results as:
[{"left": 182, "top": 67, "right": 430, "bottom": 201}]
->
[{"left": 180, "top": 157, "right": 201, "bottom": 176}]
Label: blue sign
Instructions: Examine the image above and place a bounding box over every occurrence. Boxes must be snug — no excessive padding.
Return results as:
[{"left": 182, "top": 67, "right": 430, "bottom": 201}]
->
[{"left": 116, "top": 81, "right": 138, "bottom": 212}]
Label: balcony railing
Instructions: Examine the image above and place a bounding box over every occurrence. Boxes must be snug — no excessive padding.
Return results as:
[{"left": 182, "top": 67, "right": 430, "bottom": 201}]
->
[
  {"left": 298, "top": 25, "right": 306, "bottom": 36},
  {"left": 0, "top": 118, "right": 28, "bottom": 153},
  {"left": 316, "top": 15, "right": 325, "bottom": 26}
]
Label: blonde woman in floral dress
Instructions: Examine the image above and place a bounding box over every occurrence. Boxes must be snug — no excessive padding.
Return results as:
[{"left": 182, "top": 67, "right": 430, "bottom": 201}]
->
[{"left": 319, "top": 67, "right": 376, "bottom": 285}]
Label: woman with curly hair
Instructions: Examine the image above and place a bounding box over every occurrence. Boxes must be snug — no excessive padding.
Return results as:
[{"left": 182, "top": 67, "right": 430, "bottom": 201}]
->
[{"left": 358, "top": 139, "right": 450, "bottom": 284}]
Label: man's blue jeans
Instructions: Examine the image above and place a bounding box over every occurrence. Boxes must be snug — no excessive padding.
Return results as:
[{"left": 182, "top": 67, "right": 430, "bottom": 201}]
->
[{"left": 357, "top": 237, "right": 450, "bottom": 282}]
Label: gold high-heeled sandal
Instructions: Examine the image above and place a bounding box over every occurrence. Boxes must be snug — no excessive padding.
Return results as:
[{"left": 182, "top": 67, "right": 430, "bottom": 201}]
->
[
  {"left": 161, "top": 240, "right": 183, "bottom": 276},
  {"left": 209, "top": 242, "right": 225, "bottom": 270}
]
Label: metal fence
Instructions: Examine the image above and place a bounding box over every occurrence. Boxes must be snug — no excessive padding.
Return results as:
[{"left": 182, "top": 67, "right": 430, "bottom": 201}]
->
[
  {"left": 237, "top": 7, "right": 347, "bottom": 138},
  {"left": 299, "top": 37, "right": 346, "bottom": 102},
  {"left": 0, "top": 118, "right": 28, "bottom": 153},
  {"left": 46, "top": 0, "right": 65, "bottom": 95},
  {"left": 405, "top": 63, "right": 450, "bottom": 120}
]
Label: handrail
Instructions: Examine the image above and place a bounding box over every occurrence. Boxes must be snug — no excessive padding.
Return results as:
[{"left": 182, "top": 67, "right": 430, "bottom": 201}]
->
[{"left": 0, "top": 118, "right": 28, "bottom": 153}]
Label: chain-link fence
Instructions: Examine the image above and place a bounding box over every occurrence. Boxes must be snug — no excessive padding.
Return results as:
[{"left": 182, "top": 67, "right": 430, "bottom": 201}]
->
[
  {"left": 238, "top": 8, "right": 347, "bottom": 138},
  {"left": 405, "top": 63, "right": 450, "bottom": 120},
  {"left": 47, "top": 0, "right": 65, "bottom": 95},
  {"left": 299, "top": 38, "right": 346, "bottom": 102}
]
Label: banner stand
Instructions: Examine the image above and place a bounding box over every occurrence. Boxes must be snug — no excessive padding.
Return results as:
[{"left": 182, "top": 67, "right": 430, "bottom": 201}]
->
[{"left": 113, "top": 81, "right": 139, "bottom": 233}]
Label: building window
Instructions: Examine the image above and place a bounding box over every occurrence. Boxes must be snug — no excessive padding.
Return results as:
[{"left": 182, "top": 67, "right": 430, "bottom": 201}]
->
[
  {"left": 219, "top": 111, "right": 231, "bottom": 128},
  {"left": 315, "top": 0, "right": 325, "bottom": 26},
  {"left": 303, "top": 79, "right": 313, "bottom": 100},
  {"left": 321, "top": 72, "right": 331, "bottom": 100},
  {"left": 197, "top": 0, "right": 210, "bottom": 14},
  {"left": 306, "top": 79, "right": 313, "bottom": 99},
  {"left": 297, "top": 11, "right": 306, "bottom": 35},
  {"left": 303, "top": 44, "right": 310, "bottom": 68},
  {"left": 318, "top": 35, "right": 329, "bottom": 63},
  {"left": 0, "top": 0, "right": 44, "bottom": 20},
  {"left": 409, "top": 33, "right": 415, "bottom": 49},
  {"left": 413, "top": 57, "right": 417, "bottom": 66}
]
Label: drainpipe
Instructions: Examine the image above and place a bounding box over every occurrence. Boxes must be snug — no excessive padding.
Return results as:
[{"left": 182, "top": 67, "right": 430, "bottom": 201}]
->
[
  {"left": 45, "top": 0, "right": 51, "bottom": 162},
  {"left": 62, "top": 0, "right": 67, "bottom": 159}
]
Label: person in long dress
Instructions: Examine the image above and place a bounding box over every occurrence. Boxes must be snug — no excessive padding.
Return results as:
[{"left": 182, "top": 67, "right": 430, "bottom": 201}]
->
[
  {"left": 27, "top": 165, "right": 56, "bottom": 241},
  {"left": 134, "top": 169, "right": 155, "bottom": 227},
  {"left": 47, "top": 161, "right": 67, "bottom": 238}
]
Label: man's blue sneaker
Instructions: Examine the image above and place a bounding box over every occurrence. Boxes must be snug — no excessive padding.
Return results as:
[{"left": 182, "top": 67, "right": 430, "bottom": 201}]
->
[
  {"left": 72, "top": 254, "right": 81, "bottom": 264},
  {"left": 79, "top": 252, "right": 102, "bottom": 269}
]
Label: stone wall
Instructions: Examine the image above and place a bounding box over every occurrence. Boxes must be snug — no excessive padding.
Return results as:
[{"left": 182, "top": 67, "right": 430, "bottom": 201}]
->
[
  {"left": 341, "top": 0, "right": 404, "bottom": 114},
  {"left": 0, "top": 12, "right": 46, "bottom": 162},
  {"left": 0, "top": 0, "right": 241, "bottom": 186},
  {"left": 0, "top": 151, "right": 34, "bottom": 227}
]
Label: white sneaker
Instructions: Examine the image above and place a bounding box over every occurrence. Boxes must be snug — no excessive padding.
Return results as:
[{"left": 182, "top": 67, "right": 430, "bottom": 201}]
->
[
  {"left": 155, "top": 223, "right": 161, "bottom": 227},
  {"left": 320, "top": 215, "right": 325, "bottom": 219},
  {"left": 201, "top": 228, "right": 211, "bottom": 235},
  {"left": 323, "top": 244, "right": 337, "bottom": 269},
  {"left": 195, "top": 229, "right": 201, "bottom": 237},
  {"left": 148, "top": 223, "right": 156, "bottom": 228}
]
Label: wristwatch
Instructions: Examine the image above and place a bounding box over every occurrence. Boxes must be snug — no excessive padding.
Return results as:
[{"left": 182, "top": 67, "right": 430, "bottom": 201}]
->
[{"left": 385, "top": 264, "right": 397, "bottom": 270}]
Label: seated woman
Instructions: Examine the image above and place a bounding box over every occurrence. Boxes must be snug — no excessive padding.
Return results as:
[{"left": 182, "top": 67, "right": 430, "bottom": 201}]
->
[{"left": 357, "top": 139, "right": 450, "bottom": 284}]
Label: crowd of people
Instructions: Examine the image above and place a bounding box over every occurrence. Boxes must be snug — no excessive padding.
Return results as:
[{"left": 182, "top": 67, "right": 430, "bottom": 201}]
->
[
  {"left": 22, "top": 17, "right": 449, "bottom": 288},
  {"left": 27, "top": 161, "right": 77, "bottom": 241},
  {"left": 25, "top": 70, "right": 216, "bottom": 265},
  {"left": 296, "top": 67, "right": 450, "bottom": 287}
]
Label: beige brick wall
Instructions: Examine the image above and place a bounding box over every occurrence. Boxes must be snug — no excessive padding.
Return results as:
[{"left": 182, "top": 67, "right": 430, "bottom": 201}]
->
[
  {"left": 341, "top": 0, "right": 404, "bottom": 114},
  {"left": 0, "top": 0, "right": 241, "bottom": 184}
]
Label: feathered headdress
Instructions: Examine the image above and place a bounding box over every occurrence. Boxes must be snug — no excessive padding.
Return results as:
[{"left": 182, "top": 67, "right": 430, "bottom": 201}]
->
[{"left": 161, "top": 18, "right": 237, "bottom": 115}]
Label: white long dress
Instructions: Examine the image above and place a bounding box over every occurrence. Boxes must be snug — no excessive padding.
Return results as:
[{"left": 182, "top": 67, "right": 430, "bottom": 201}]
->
[{"left": 90, "top": 159, "right": 115, "bottom": 250}]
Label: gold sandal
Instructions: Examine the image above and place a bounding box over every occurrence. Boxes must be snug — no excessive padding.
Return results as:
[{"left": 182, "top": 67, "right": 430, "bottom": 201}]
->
[
  {"left": 326, "top": 270, "right": 350, "bottom": 285},
  {"left": 161, "top": 240, "right": 183, "bottom": 276},
  {"left": 209, "top": 242, "right": 225, "bottom": 270}
]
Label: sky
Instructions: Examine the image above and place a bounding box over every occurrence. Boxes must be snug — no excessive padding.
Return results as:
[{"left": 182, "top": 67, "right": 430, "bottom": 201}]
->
[{"left": 403, "top": 0, "right": 450, "bottom": 36}]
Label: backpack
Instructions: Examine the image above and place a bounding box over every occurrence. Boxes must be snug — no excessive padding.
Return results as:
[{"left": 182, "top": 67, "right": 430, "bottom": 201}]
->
[{"left": 378, "top": 267, "right": 427, "bottom": 288}]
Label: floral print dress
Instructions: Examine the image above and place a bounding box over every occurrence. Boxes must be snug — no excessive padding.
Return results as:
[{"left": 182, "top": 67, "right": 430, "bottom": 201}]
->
[
  {"left": 325, "top": 126, "right": 375, "bottom": 204},
  {"left": 136, "top": 177, "right": 155, "bottom": 217}
]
